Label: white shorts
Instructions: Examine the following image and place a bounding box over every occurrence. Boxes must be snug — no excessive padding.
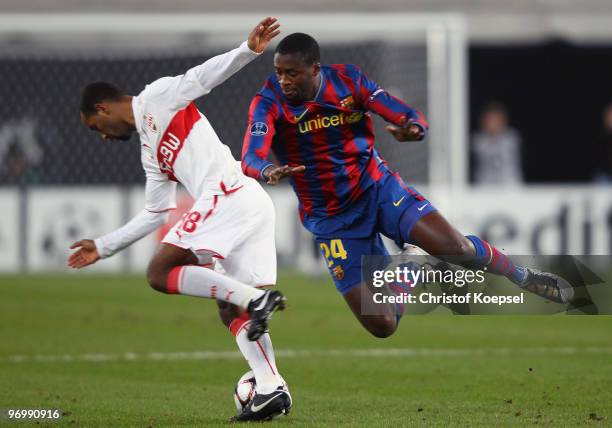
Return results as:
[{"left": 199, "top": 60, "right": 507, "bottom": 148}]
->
[{"left": 162, "top": 177, "right": 276, "bottom": 287}]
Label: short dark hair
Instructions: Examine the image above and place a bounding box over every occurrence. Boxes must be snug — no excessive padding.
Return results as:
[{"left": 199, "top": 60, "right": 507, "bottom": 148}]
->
[
  {"left": 275, "top": 33, "right": 320, "bottom": 65},
  {"left": 80, "top": 81, "right": 124, "bottom": 116}
]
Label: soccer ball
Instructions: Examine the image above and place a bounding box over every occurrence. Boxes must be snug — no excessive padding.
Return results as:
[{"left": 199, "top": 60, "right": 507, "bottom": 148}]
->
[
  {"left": 233, "top": 371, "right": 289, "bottom": 413},
  {"left": 233, "top": 371, "right": 256, "bottom": 412}
]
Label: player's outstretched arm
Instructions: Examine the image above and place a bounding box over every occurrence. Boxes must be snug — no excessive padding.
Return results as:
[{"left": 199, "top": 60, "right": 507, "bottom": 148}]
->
[
  {"left": 353, "top": 65, "right": 428, "bottom": 142},
  {"left": 262, "top": 165, "right": 306, "bottom": 185},
  {"left": 242, "top": 95, "right": 281, "bottom": 180},
  {"left": 67, "top": 209, "right": 170, "bottom": 269}
]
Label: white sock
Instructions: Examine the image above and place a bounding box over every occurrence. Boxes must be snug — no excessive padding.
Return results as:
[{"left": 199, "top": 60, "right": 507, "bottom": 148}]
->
[
  {"left": 230, "top": 314, "right": 283, "bottom": 394},
  {"left": 167, "top": 265, "right": 264, "bottom": 309}
]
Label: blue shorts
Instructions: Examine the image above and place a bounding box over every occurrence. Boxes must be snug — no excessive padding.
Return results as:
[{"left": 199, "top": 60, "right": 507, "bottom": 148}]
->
[{"left": 305, "top": 172, "right": 437, "bottom": 295}]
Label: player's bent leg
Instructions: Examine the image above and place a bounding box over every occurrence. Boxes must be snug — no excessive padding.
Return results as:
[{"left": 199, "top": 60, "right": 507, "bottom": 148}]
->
[
  {"left": 344, "top": 285, "right": 398, "bottom": 338},
  {"left": 147, "top": 244, "right": 284, "bottom": 341},
  {"left": 383, "top": 177, "right": 522, "bottom": 296},
  {"left": 408, "top": 211, "right": 526, "bottom": 280},
  {"left": 146, "top": 243, "right": 198, "bottom": 293},
  {"left": 223, "top": 290, "right": 291, "bottom": 421},
  {"left": 407, "top": 211, "right": 574, "bottom": 303},
  {"left": 212, "top": 182, "right": 291, "bottom": 420},
  {"left": 147, "top": 243, "right": 264, "bottom": 304},
  {"left": 408, "top": 211, "right": 527, "bottom": 281},
  {"left": 316, "top": 234, "right": 400, "bottom": 338}
]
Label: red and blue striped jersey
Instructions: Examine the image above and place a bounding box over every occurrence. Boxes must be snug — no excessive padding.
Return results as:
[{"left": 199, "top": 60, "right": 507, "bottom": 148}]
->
[{"left": 242, "top": 63, "right": 428, "bottom": 219}]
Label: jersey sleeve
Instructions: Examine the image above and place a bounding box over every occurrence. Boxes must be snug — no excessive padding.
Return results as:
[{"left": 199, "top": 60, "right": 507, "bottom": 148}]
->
[
  {"left": 94, "top": 209, "right": 170, "bottom": 259},
  {"left": 353, "top": 65, "right": 429, "bottom": 137},
  {"left": 241, "top": 95, "right": 279, "bottom": 180},
  {"left": 92, "top": 174, "right": 176, "bottom": 259},
  {"left": 140, "top": 41, "right": 260, "bottom": 110},
  {"left": 144, "top": 174, "right": 177, "bottom": 213}
]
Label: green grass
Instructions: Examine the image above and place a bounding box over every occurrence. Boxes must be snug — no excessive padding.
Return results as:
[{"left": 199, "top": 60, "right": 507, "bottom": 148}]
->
[{"left": 1, "top": 272, "right": 611, "bottom": 427}]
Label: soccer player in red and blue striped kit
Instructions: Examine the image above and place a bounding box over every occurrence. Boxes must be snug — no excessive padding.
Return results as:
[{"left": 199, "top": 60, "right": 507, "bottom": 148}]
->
[{"left": 242, "top": 33, "right": 574, "bottom": 337}]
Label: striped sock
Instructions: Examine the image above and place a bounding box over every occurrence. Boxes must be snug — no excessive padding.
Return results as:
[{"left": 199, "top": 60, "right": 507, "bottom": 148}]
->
[{"left": 465, "top": 235, "right": 527, "bottom": 284}]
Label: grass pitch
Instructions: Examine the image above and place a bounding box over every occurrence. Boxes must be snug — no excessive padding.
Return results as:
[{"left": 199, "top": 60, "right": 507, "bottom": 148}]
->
[{"left": 1, "top": 272, "right": 611, "bottom": 427}]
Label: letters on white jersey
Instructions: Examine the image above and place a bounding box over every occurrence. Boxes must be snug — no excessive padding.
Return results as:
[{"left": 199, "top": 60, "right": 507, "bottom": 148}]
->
[{"left": 156, "top": 102, "right": 199, "bottom": 182}]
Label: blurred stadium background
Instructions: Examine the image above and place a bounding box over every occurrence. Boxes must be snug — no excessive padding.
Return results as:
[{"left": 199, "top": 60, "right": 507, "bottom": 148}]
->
[
  {"left": 1, "top": 3, "right": 612, "bottom": 426},
  {"left": 2, "top": 3, "right": 612, "bottom": 274}
]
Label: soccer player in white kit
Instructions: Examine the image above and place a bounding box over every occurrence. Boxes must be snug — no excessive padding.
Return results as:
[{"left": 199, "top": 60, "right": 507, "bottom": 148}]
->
[{"left": 68, "top": 17, "right": 292, "bottom": 421}]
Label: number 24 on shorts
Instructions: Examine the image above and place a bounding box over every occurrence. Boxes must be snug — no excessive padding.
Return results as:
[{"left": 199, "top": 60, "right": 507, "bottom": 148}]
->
[{"left": 319, "top": 239, "right": 348, "bottom": 267}]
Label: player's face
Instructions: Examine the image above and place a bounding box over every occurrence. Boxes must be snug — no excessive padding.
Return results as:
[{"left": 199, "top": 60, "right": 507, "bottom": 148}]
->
[
  {"left": 274, "top": 53, "right": 320, "bottom": 102},
  {"left": 80, "top": 106, "right": 132, "bottom": 142}
]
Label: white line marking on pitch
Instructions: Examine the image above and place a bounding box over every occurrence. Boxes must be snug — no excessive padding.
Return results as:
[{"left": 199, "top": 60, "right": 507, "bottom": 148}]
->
[{"left": 3, "top": 347, "right": 612, "bottom": 364}]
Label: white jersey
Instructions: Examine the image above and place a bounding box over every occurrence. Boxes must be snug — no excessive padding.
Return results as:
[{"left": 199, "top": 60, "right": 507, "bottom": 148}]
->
[
  {"left": 133, "top": 41, "right": 258, "bottom": 212},
  {"left": 94, "top": 41, "right": 261, "bottom": 259}
]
